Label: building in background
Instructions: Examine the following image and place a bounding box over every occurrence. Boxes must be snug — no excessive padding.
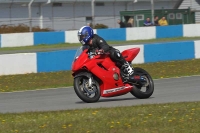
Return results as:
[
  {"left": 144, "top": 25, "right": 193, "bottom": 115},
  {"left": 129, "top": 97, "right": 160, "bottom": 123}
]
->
[
  {"left": 175, "top": 0, "right": 200, "bottom": 23},
  {"left": 0, "top": 0, "right": 180, "bottom": 31},
  {"left": 120, "top": 8, "right": 195, "bottom": 27}
]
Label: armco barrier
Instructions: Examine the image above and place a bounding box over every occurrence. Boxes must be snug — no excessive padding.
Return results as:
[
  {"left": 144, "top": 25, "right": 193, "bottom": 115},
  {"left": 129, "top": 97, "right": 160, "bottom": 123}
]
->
[
  {"left": 34, "top": 31, "right": 65, "bottom": 45},
  {"left": 37, "top": 49, "right": 77, "bottom": 72},
  {"left": 0, "top": 53, "right": 37, "bottom": 75},
  {"left": 195, "top": 40, "right": 200, "bottom": 59},
  {"left": 183, "top": 24, "right": 200, "bottom": 37},
  {"left": 0, "top": 24, "right": 200, "bottom": 48},
  {"left": 97, "top": 28, "right": 126, "bottom": 41},
  {"left": 126, "top": 26, "right": 156, "bottom": 41},
  {"left": 0, "top": 40, "right": 200, "bottom": 76},
  {"left": 156, "top": 25, "right": 183, "bottom": 38},
  {"left": 144, "top": 41, "right": 195, "bottom": 63},
  {"left": 1, "top": 33, "right": 33, "bottom": 47}
]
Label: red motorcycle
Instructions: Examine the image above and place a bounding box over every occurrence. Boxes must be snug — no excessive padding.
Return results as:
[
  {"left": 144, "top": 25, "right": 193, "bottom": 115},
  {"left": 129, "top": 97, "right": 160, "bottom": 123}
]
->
[{"left": 71, "top": 46, "right": 154, "bottom": 103}]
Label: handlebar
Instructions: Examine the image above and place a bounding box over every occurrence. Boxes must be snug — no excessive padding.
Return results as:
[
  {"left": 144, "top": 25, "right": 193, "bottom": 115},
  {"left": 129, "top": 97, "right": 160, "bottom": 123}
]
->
[{"left": 88, "top": 51, "right": 110, "bottom": 59}]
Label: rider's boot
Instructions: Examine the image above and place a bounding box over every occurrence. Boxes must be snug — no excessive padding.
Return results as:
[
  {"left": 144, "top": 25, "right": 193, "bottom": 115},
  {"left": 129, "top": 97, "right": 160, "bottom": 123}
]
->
[
  {"left": 121, "top": 62, "right": 145, "bottom": 83},
  {"left": 121, "top": 61, "right": 134, "bottom": 76},
  {"left": 121, "top": 61, "right": 134, "bottom": 82}
]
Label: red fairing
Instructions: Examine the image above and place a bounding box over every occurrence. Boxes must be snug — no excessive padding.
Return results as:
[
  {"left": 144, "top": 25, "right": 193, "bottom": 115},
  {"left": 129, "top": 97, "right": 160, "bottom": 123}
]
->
[
  {"left": 72, "top": 47, "right": 140, "bottom": 97},
  {"left": 121, "top": 48, "right": 140, "bottom": 62},
  {"left": 72, "top": 49, "right": 88, "bottom": 72}
]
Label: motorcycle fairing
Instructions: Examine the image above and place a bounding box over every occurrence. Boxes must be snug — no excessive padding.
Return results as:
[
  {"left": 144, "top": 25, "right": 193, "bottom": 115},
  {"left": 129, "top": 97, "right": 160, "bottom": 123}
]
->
[
  {"left": 72, "top": 47, "right": 140, "bottom": 97},
  {"left": 121, "top": 48, "right": 140, "bottom": 62},
  {"left": 72, "top": 49, "right": 91, "bottom": 72}
]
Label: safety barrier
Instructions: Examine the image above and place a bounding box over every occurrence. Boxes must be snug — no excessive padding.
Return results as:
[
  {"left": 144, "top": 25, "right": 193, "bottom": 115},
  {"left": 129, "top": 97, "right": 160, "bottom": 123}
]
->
[
  {"left": 0, "top": 40, "right": 200, "bottom": 76},
  {"left": 0, "top": 24, "right": 200, "bottom": 47}
]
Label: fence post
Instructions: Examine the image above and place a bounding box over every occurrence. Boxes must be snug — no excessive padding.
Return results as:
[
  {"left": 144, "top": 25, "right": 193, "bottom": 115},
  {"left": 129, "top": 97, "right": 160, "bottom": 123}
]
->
[{"left": 28, "top": 0, "right": 35, "bottom": 32}]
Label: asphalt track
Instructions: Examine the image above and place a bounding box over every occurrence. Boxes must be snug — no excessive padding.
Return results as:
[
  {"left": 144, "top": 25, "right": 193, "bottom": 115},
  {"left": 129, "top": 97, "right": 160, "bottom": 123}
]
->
[{"left": 0, "top": 76, "right": 200, "bottom": 113}]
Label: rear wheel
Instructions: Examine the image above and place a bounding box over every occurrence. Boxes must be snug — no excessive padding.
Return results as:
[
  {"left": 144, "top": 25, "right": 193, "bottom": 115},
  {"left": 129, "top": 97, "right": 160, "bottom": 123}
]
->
[
  {"left": 74, "top": 76, "right": 100, "bottom": 103},
  {"left": 130, "top": 67, "right": 154, "bottom": 99}
]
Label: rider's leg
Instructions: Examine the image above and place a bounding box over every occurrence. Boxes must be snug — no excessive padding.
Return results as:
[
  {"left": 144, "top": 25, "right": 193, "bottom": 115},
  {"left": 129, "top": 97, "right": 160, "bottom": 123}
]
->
[
  {"left": 109, "top": 48, "right": 146, "bottom": 83},
  {"left": 109, "top": 48, "right": 134, "bottom": 76}
]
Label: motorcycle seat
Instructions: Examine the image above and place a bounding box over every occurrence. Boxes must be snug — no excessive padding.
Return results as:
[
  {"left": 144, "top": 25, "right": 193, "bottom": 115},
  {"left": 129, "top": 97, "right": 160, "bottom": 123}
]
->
[{"left": 121, "top": 48, "right": 140, "bottom": 62}]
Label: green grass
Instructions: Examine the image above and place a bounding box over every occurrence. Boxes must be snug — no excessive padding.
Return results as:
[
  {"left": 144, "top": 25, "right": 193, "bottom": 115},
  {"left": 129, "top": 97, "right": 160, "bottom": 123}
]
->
[
  {"left": 1, "top": 36, "right": 200, "bottom": 133},
  {"left": 0, "top": 43, "right": 80, "bottom": 52},
  {"left": 1, "top": 36, "right": 200, "bottom": 52},
  {"left": 0, "top": 101, "right": 199, "bottom": 133},
  {"left": 1, "top": 59, "right": 200, "bottom": 92}
]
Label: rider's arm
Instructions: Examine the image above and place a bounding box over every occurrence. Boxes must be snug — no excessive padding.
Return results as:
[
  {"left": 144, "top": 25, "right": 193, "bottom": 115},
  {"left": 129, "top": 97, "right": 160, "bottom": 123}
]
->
[{"left": 94, "top": 35, "right": 110, "bottom": 52}]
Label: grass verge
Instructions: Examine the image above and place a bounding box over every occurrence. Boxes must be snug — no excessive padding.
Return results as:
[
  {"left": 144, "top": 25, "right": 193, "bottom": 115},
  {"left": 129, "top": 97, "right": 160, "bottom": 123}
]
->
[
  {"left": 0, "top": 101, "right": 199, "bottom": 133},
  {"left": 0, "top": 36, "right": 200, "bottom": 52},
  {"left": 0, "top": 59, "right": 200, "bottom": 92}
]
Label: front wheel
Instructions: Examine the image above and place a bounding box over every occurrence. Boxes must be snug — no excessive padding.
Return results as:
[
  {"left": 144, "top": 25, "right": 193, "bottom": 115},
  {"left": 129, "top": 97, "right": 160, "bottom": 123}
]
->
[
  {"left": 74, "top": 76, "right": 100, "bottom": 103},
  {"left": 130, "top": 67, "right": 154, "bottom": 99}
]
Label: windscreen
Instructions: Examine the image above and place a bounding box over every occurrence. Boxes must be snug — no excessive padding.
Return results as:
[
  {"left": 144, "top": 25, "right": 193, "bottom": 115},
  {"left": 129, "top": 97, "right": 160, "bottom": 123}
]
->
[{"left": 73, "top": 46, "right": 83, "bottom": 61}]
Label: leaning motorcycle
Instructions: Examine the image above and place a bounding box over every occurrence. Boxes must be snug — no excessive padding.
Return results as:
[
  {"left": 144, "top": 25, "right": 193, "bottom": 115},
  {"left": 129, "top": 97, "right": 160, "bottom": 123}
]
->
[{"left": 71, "top": 46, "right": 154, "bottom": 103}]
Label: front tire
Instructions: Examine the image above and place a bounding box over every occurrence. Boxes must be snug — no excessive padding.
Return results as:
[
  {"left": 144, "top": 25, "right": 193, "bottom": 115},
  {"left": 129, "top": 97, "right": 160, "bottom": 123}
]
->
[
  {"left": 74, "top": 76, "right": 100, "bottom": 103},
  {"left": 130, "top": 67, "right": 154, "bottom": 99}
]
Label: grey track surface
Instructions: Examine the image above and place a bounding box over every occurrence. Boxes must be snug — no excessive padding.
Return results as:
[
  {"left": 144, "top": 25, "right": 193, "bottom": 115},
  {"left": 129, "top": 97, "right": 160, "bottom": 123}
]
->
[{"left": 0, "top": 76, "right": 200, "bottom": 113}]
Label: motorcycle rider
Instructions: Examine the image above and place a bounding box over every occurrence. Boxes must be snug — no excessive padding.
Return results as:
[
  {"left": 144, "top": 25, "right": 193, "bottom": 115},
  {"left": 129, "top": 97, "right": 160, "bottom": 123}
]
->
[{"left": 77, "top": 26, "right": 136, "bottom": 82}]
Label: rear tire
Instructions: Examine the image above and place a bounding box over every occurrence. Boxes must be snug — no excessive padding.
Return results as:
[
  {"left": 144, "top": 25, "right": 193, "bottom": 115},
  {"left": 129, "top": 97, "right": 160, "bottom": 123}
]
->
[
  {"left": 130, "top": 67, "right": 154, "bottom": 99},
  {"left": 74, "top": 76, "right": 100, "bottom": 103}
]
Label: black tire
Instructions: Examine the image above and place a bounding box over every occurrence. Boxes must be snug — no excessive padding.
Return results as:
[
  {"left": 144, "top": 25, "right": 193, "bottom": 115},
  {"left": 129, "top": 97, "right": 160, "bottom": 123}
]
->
[
  {"left": 130, "top": 67, "right": 154, "bottom": 99},
  {"left": 74, "top": 76, "right": 100, "bottom": 103}
]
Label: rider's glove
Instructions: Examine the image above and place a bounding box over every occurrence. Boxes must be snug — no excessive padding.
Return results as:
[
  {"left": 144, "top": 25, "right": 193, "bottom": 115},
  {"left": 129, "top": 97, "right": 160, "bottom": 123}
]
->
[{"left": 95, "top": 49, "right": 104, "bottom": 55}]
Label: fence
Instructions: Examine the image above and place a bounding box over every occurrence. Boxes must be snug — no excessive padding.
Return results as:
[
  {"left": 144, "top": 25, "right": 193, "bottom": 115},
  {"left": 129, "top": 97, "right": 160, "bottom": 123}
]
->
[{"left": 0, "top": 0, "right": 181, "bottom": 31}]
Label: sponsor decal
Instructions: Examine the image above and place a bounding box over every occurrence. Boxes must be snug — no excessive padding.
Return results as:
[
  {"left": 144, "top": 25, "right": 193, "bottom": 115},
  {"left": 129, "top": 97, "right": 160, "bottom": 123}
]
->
[{"left": 103, "top": 86, "right": 125, "bottom": 94}]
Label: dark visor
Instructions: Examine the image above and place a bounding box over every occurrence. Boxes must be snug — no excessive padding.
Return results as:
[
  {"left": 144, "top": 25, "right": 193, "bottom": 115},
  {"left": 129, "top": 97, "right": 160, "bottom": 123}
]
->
[{"left": 78, "top": 35, "right": 87, "bottom": 41}]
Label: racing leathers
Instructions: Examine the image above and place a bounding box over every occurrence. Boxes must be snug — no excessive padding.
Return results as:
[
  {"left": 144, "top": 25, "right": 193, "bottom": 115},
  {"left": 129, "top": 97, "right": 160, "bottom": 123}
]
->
[{"left": 82, "top": 34, "right": 134, "bottom": 79}]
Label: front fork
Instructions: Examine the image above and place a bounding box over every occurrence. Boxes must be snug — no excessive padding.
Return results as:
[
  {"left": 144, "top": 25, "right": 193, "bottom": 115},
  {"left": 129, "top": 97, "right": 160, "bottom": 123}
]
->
[
  {"left": 83, "top": 76, "right": 97, "bottom": 95},
  {"left": 88, "top": 77, "right": 93, "bottom": 87}
]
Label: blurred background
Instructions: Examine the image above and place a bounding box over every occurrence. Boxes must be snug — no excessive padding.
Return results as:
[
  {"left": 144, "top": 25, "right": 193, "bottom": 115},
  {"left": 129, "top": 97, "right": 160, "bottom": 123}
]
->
[{"left": 0, "top": 0, "right": 199, "bottom": 32}]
